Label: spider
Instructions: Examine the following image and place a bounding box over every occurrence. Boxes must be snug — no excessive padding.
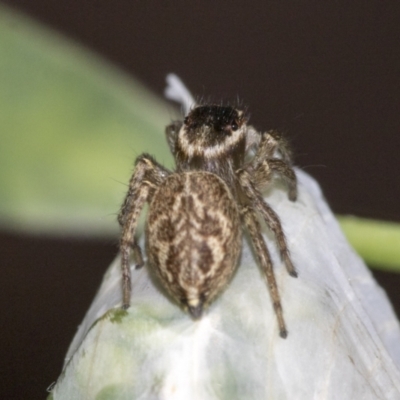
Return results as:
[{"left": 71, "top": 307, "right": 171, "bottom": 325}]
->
[{"left": 118, "top": 104, "right": 297, "bottom": 338}]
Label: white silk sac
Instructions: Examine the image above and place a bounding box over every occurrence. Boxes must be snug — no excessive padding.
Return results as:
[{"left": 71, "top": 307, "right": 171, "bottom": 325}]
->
[{"left": 51, "top": 170, "right": 400, "bottom": 400}]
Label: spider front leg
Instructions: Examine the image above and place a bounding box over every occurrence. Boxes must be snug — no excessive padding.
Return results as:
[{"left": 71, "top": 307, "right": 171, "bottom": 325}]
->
[
  {"left": 118, "top": 154, "right": 170, "bottom": 309},
  {"left": 238, "top": 169, "right": 297, "bottom": 278},
  {"left": 240, "top": 205, "right": 288, "bottom": 338},
  {"left": 265, "top": 159, "right": 297, "bottom": 201},
  {"left": 248, "top": 130, "right": 297, "bottom": 201},
  {"left": 253, "top": 129, "right": 293, "bottom": 164}
]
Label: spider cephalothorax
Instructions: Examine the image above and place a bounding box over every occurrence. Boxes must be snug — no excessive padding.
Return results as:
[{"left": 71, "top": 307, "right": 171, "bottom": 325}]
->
[
  {"left": 168, "top": 105, "right": 248, "bottom": 190},
  {"left": 118, "top": 103, "right": 297, "bottom": 338}
]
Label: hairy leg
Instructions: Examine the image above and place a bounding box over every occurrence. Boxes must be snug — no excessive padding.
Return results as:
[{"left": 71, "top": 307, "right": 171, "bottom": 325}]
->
[
  {"left": 238, "top": 169, "right": 297, "bottom": 277},
  {"left": 241, "top": 205, "right": 288, "bottom": 338},
  {"left": 245, "top": 130, "right": 297, "bottom": 201},
  {"left": 118, "top": 154, "right": 170, "bottom": 308}
]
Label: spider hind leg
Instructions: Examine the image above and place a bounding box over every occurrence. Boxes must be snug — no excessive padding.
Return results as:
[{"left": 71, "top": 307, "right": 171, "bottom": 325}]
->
[{"left": 241, "top": 205, "right": 288, "bottom": 338}]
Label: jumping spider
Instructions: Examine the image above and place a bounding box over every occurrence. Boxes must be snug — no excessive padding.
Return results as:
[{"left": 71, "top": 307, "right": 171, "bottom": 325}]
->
[{"left": 118, "top": 104, "right": 297, "bottom": 338}]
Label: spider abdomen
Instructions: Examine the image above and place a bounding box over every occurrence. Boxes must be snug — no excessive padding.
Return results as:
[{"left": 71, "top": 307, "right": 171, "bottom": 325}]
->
[{"left": 145, "top": 171, "right": 242, "bottom": 318}]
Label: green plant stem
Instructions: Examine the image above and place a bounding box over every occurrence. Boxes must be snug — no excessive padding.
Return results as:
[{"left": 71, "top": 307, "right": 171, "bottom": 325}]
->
[{"left": 338, "top": 215, "right": 400, "bottom": 272}]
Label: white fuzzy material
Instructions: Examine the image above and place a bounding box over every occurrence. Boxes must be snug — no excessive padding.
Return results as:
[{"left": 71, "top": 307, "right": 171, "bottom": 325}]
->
[
  {"left": 164, "top": 73, "right": 196, "bottom": 115},
  {"left": 52, "top": 170, "right": 400, "bottom": 400}
]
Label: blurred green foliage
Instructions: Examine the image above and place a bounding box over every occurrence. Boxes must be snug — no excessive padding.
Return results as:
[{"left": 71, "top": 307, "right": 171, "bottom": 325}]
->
[
  {"left": 338, "top": 216, "right": 400, "bottom": 272},
  {"left": 0, "top": 5, "right": 173, "bottom": 236}
]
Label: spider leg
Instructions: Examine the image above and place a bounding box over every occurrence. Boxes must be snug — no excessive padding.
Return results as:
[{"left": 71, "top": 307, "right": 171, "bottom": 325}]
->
[
  {"left": 238, "top": 170, "right": 297, "bottom": 277},
  {"left": 246, "top": 130, "right": 297, "bottom": 201},
  {"left": 266, "top": 129, "right": 293, "bottom": 164},
  {"left": 241, "top": 205, "right": 288, "bottom": 338},
  {"left": 118, "top": 154, "right": 170, "bottom": 309},
  {"left": 254, "top": 158, "right": 297, "bottom": 201},
  {"left": 119, "top": 209, "right": 144, "bottom": 269},
  {"left": 132, "top": 243, "right": 144, "bottom": 270},
  {"left": 165, "top": 121, "right": 182, "bottom": 156},
  {"left": 250, "top": 130, "right": 293, "bottom": 165}
]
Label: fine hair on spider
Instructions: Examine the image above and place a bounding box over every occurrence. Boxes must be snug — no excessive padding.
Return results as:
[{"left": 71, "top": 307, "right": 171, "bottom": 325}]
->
[{"left": 118, "top": 97, "right": 298, "bottom": 338}]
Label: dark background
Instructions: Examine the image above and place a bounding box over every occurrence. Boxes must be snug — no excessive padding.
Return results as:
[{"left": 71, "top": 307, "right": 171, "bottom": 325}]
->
[{"left": 1, "top": 1, "right": 399, "bottom": 399}]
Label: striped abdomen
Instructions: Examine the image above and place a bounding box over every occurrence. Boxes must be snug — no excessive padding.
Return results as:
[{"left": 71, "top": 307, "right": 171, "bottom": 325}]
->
[{"left": 145, "top": 171, "right": 241, "bottom": 317}]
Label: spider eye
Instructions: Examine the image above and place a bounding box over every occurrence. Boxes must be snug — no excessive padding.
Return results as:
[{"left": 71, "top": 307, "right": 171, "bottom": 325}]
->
[{"left": 231, "top": 122, "right": 238, "bottom": 131}]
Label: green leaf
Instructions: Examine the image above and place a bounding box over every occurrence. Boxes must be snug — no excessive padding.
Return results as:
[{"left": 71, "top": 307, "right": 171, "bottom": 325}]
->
[
  {"left": 0, "top": 5, "right": 174, "bottom": 236},
  {"left": 338, "top": 216, "right": 400, "bottom": 272}
]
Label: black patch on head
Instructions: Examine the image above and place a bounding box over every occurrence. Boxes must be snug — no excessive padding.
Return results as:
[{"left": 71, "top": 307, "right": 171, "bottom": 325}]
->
[{"left": 185, "top": 105, "right": 242, "bottom": 134}]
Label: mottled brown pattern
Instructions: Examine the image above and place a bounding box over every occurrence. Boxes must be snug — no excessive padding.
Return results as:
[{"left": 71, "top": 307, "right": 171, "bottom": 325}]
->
[
  {"left": 118, "top": 104, "right": 298, "bottom": 337},
  {"left": 145, "top": 172, "right": 241, "bottom": 311}
]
